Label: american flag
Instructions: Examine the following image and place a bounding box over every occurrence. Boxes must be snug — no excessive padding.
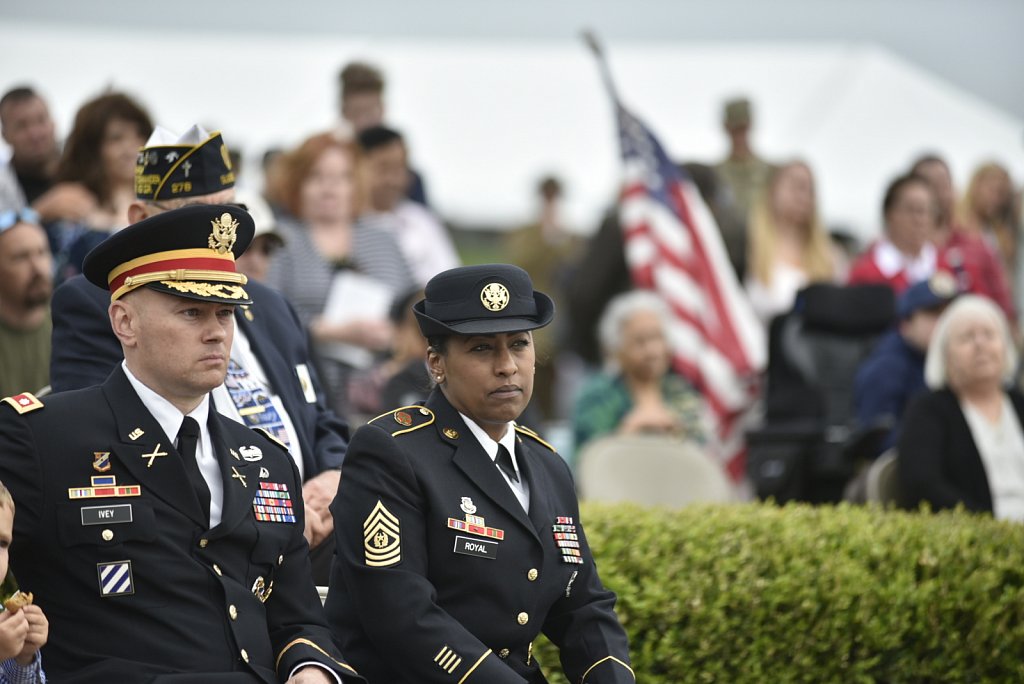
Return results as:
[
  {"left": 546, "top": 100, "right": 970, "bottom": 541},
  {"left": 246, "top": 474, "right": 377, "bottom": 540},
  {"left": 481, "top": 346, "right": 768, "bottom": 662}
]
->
[{"left": 616, "top": 103, "right": 766, "bottom": 480}]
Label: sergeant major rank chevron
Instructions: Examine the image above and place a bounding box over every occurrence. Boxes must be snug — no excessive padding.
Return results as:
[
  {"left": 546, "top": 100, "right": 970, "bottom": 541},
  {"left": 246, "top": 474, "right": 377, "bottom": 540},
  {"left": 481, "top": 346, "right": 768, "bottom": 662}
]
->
[{"left": 363, "top": 500, "right": 401, "bottom": 567}]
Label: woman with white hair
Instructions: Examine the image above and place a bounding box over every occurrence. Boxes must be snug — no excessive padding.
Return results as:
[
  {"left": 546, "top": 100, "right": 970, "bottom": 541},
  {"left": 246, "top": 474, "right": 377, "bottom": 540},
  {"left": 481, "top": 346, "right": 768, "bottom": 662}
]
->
[
  {"left": 572, "top": 289, "right": 707, "bottom": 453},
  {"left": 898, "top": 294, "right": 1024, "bottom": 519}
]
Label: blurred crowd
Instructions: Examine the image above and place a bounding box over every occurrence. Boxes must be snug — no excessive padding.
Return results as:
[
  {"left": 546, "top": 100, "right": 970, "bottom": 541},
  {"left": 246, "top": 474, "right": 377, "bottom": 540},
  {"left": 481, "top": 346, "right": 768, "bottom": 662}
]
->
[{"left": 2, "top": 61, "right": 1023, "bottom": 519}]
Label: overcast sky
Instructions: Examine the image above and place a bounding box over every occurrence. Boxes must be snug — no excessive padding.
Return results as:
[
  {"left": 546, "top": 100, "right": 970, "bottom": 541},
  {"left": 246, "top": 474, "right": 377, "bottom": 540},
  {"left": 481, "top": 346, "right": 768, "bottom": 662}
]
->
[{"left": 4, "top": 0, "right": 1023, "bottom": 119}]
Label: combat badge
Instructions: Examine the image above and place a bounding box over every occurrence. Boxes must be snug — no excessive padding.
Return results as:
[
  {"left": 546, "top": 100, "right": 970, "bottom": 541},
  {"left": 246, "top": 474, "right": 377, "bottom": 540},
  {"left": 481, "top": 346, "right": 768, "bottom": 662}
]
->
[
  {"left": 97, "top": 560, "right": 134, "bottom": 597},
  {"left": 239, "top": 446, "right": 263, "bottom": 462},
  {"left": 363, "top": 500, "right": 401, "bottom": 567}
]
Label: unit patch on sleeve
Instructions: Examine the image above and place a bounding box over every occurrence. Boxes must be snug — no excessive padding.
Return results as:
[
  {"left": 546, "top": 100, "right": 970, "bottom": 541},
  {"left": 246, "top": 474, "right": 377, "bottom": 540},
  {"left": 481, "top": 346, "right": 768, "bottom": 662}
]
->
[
  {"left": 363, "top": 500, "right": 401, "bottom": 567},
  {"left": 253, "top": 482, "right": 296, "bottom": 522}
]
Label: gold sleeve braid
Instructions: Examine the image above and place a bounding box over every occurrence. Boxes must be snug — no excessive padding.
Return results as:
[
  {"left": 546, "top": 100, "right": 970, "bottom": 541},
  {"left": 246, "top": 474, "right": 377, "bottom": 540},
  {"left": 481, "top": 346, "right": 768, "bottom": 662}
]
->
[
  {"left": 457, "top": 649, "right": 492, "bottom": 684},
  {"left": 275, "top": 637, "right": 360, "bottom": 675},
  {"left": 579, "top": 655, "right": 635, "bottom": 683}
]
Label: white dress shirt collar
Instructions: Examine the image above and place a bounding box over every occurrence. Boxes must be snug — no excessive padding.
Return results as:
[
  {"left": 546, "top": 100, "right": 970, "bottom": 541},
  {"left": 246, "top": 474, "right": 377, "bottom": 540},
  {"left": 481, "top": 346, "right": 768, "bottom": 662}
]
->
[{"left": 458, "top": 412, "right": 530, "bottom": 512}]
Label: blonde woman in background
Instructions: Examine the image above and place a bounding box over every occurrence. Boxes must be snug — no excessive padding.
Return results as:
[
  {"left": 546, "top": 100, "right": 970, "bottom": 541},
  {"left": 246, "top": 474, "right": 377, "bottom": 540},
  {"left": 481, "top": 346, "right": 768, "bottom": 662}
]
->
[
  {"left": 744, "top": 160, "right": 838, "bottom": 326},
  {"left": 958, "top": 163, "right": 1018, "bottom": 293}
]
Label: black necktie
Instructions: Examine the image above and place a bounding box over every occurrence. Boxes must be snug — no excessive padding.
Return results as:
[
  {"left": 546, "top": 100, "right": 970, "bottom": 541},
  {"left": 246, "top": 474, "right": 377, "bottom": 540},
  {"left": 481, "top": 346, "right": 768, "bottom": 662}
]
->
[
  {"left": 177, "top": 416, "right": 211, "bottom": 518},
  {"left": 495, "top": 444, "right": 519, "bottom": 483}
]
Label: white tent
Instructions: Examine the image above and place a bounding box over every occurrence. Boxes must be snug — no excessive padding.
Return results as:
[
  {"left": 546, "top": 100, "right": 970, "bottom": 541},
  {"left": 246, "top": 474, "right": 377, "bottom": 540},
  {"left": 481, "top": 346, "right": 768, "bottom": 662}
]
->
[{"left": 1, "top": 21, "right": 1021, "bottom": 240}]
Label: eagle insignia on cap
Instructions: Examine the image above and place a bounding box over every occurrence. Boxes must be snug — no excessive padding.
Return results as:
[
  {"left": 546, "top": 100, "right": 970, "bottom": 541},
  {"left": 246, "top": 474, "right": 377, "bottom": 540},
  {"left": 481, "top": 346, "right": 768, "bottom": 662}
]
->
[
  {"left": 208, "top": 212, "right": 239, "bottom": 254},
  {"left": 480, "top": 283, "right": 510, "bottom": 312}
]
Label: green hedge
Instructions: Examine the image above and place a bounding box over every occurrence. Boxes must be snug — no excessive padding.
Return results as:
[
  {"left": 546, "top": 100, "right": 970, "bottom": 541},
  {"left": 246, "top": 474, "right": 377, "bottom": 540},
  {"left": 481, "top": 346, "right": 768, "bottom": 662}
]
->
[{"left": 535, "top": 502, "right": 1024, "bottom": 683}]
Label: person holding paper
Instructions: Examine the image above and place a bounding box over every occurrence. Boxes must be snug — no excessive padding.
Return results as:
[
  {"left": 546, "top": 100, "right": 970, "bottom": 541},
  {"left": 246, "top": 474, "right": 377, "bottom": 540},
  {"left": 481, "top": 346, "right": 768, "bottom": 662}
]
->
[{"left": 267, "top": 132, "right": 416, "bottom": 418}]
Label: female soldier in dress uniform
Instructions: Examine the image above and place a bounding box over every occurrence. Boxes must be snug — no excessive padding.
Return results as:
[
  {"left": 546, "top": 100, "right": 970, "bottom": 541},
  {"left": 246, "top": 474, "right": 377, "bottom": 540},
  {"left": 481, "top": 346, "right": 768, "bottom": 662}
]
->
[{"left": 326, "top": 264, "right": 634, "bottom": 683}]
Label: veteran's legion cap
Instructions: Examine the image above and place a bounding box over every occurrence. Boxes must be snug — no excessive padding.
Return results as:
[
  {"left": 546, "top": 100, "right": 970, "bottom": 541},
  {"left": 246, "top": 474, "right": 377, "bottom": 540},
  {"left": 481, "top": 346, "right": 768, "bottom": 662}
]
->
[
  {"left": 413, "top": 264, "right": 554, "bottom": 336},
  {"left": 135, "top": 125, "right": 236, "bottom": 201},
  {"left": 82, "top": 204, "right": 254, "bottom": 304}
]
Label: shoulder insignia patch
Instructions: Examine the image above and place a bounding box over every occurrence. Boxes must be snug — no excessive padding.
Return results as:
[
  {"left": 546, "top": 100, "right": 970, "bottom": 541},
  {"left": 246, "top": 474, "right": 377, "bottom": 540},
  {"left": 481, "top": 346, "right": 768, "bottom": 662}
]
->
[
  {"left": 253, "top": 427, "right": 289, "bottom": 452},
  {"left": 2, "top": 392, "right": 44, "bottom": 415},
  {"left": 363, "top": 500, "right": 401, "bottom": 567},
  {"left": 368, "top": 405, "right": 435, "bottom": 437},
  {"left": 515, "top": 425, "right": 556, "bottom": 452}
]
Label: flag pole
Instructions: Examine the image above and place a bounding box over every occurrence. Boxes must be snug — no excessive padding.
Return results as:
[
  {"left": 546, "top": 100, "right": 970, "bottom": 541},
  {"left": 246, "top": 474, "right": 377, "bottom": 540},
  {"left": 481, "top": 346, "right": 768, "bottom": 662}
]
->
[{"left": 581, "top": 30, "right": 621, "bottom": 106}]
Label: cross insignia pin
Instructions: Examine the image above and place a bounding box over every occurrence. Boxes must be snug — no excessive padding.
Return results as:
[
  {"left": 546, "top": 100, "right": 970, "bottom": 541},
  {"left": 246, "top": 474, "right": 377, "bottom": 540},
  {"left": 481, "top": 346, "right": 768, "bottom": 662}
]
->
[{"left": 141, "top": 443, "right": 168, "bottom": 468}]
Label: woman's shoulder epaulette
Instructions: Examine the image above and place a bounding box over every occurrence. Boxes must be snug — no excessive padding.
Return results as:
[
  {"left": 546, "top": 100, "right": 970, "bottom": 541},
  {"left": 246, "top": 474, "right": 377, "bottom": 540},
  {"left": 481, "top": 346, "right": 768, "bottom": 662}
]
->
[
  {"left": 514, "top": 424, "right": 556, "bottom": 452},
  {"left": 368, "top": 405, "right": 436, "bottom": 437}
]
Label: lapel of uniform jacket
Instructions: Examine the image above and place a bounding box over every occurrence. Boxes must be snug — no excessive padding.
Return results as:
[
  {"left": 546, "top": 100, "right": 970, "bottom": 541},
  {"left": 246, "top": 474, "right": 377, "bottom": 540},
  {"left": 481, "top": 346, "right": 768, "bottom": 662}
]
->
[
  {"left": 102, "top": 367, "right": 208, "bottom": 528},
  {"left": 207, "top": 413, "right": 260, "bottom": 539},
  {"left": 514, "top": 431, "right": 556, "bottom": 536},
  {"left": 429, "top": 391, "right": 540, "bottom": 543}
]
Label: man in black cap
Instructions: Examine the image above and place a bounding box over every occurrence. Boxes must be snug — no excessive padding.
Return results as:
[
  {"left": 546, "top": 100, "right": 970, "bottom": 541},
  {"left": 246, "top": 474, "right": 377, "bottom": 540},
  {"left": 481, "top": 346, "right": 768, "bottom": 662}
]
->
[
  {"left": 49, "top": 126, "right": 349, "bottom": 579},
  {"left": 0, "top": 204, "right": 363, "bottom": 684},
  {"left": 325, "top": 264, "right": 634, "bottom": 683}
]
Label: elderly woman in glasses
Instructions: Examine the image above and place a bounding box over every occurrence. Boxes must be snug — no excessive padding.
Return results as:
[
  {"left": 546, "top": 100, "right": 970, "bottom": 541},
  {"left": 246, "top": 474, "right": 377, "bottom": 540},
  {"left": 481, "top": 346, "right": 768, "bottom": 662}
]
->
[{"left": 898, "top": 294, "right": 1024, "bottom": 519}]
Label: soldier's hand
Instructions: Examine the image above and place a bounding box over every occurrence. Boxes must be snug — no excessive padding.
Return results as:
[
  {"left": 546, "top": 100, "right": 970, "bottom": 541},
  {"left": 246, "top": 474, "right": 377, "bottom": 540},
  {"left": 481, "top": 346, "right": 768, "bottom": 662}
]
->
[
  {"left": 285, "top": 664, "right": 334, "bottom": 683},
  {"left": 0, "top": 609, "right": 28, "bottom": 661},
  {"left": 14, "top": 604, "right": 47, "bottom": 666}
]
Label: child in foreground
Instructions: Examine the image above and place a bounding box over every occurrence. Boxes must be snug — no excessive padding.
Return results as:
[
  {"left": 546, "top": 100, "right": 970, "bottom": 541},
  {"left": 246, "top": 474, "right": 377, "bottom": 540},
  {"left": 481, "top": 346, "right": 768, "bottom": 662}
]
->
[{"left": 0, "top": 482, "right": 46, "bottom": 684}]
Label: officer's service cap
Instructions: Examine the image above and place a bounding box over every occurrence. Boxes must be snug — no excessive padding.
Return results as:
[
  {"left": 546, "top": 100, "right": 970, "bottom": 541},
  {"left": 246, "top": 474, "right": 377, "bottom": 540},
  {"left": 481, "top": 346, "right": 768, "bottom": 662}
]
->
[
  {"left": 135, "top": 124, "right": 236, "bottom": 201},
  {"left": 414, "top": 263, "right": 554, "bottom": 337},
  {"left": 82, "top": 204, "right": 254, "bottom": 305}
]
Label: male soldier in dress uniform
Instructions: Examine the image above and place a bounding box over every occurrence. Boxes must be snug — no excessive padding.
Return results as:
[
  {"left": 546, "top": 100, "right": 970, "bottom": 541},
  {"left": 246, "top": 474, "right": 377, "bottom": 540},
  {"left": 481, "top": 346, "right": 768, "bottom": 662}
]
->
[
  {"left": 0, "top": 205, "right": 363, "bottom": 684},
  {"left": 326, "top": 264, "right": 634, "bottom": 683},
  {"left": 49, "top": 126, "right": 348, "bottom": 579}
]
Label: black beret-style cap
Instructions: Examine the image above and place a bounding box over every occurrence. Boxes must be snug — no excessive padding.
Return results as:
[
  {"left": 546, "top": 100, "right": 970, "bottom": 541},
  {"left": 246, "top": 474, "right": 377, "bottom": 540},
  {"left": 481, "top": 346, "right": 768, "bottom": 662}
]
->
[
  {"left": 135, "top": 129, "right": 236, "bottom": 201},
  {"left": 82, "top": 204, "right": 254, "bottom": 305},
  {"left": 413, "top": 264, "right": 554, "bottom": 337}
]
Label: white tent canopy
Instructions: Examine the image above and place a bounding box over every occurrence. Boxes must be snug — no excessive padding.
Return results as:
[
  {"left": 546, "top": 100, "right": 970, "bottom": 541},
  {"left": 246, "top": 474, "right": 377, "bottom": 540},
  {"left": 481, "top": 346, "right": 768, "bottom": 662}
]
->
[{"left": 2, "top": 22, "right": 1021, "bottom": 240}]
